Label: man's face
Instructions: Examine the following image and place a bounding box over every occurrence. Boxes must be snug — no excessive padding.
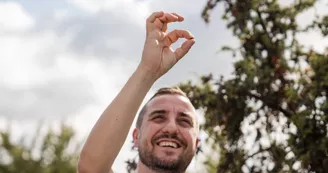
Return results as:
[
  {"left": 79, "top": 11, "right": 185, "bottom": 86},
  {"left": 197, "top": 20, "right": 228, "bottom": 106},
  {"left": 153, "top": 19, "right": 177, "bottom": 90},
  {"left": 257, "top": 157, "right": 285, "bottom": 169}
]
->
[{"left": 133, "top": 94, "right": 199, "bottom": 172}]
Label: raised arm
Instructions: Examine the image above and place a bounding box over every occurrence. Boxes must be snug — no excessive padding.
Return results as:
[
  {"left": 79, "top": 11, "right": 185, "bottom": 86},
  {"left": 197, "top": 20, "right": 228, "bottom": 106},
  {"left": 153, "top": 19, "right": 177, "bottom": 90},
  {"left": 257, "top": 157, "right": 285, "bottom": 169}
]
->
[{"left": 77, "top": 11, "right": 195, "bottom": 173}]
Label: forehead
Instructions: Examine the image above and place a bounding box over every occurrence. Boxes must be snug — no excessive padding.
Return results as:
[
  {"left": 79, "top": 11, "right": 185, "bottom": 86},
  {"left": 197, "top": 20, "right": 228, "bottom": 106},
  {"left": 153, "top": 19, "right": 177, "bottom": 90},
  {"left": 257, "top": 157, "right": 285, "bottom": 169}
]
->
[{"left": 145, "top": 94, "right": 196, "bottom": 117}]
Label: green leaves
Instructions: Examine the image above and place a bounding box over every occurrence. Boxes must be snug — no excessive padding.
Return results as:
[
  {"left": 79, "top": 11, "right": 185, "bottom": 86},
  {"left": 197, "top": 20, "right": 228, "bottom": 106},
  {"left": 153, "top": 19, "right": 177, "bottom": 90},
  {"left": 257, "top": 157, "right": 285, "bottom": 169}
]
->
[
  {"left": 192, "top": 0, "right": 328, "bottom": 172},
  {"left": 0, "top": 124, "right": 80, "bottom": 173}
]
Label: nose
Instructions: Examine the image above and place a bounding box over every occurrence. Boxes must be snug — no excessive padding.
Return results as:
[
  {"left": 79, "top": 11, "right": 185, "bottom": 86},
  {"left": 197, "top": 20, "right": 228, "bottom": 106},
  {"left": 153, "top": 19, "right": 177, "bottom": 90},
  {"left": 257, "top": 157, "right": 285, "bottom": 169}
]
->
[{"left": 161, "top": 117, "right": 178, "bottom": 134}]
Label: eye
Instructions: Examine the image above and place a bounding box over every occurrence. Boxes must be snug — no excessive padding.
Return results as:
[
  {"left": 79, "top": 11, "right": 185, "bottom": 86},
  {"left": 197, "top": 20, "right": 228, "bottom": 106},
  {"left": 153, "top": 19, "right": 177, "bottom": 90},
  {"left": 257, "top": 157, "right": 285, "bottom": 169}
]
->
[
  {"left": 152, "top": 115, "right": 165, "bottom": 122},
  {"left": 153, "top": 116, "right": 163, "bottom": 119},
  {"left": 179, "top": 119, "right": 192, "bottom": 127}
]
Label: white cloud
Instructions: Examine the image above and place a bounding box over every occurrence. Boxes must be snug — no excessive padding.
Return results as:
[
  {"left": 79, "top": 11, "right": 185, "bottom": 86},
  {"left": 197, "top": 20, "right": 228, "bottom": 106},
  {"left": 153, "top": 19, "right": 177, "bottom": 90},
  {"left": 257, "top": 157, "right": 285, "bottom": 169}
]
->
[
  {"left": 0, "top": 2, "right": 35, "bottom": 32},
  {"left": 54, "top": 9, "right": 70, "bottom": 21},
  {"left": 0, "top": 26, "right": 141, "bottom": 119},
  {"left": 68, "top": 0, "right": 150, "bottom": 26},
  {"left": 0, "top": 32, "right": 57, "bottom": 88},
  {"left": 68, "top": 0, "right": 139, "bottom": 13},
  {"left": 0, "top": 0, "right": 144, "bottom": 120},
  {"left": 68, "top": 0, "right": 111, "bottom": 14}
]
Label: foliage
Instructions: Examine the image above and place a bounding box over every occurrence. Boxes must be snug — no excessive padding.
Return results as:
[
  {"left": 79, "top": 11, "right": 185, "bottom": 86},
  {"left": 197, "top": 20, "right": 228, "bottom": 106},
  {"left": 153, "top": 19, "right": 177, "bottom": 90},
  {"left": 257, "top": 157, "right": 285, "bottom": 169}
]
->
[
  {"left": 180, "top": 0, "right": 328, "bottom": 172},
  {"left": 0, "top": 124, "right": 80, "bottom": 173}
]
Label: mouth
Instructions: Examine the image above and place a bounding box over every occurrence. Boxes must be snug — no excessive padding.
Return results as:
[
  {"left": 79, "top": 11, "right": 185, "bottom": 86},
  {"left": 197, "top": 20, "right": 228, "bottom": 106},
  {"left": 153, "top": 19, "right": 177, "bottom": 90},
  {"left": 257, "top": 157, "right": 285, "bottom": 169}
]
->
[{"left": 156, "top": 140, "right": 182, "bottom": 149}]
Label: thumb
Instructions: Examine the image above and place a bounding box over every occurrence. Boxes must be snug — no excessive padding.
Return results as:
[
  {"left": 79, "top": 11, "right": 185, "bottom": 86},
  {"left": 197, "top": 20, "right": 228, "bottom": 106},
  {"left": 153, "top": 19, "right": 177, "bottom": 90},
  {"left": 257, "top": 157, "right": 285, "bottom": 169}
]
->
[{"left": 174, "top": 39, "right": 195, "bottom": 61}]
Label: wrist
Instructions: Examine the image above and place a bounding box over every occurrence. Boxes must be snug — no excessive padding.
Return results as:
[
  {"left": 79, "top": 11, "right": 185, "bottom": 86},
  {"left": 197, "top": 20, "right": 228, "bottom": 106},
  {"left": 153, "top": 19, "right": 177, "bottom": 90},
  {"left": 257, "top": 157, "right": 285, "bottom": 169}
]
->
[{"left": 135, "top": 65, "right": 158, "bottom": 84}]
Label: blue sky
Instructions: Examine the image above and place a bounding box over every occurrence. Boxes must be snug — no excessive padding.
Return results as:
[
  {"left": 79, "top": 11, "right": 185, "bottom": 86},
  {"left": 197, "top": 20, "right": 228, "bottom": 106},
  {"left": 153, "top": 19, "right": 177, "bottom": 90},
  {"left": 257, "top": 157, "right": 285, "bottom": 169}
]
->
[{"left": 1, "top": 0, "right": 327, "bottom": 172}]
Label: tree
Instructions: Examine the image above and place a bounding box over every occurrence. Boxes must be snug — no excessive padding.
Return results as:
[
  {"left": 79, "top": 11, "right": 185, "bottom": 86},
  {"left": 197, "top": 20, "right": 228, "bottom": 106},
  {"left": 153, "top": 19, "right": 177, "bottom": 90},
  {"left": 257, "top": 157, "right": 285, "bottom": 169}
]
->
[
  {"left": 0, "top": 123, "right": 80, "bottom": 173},
  {"left": 179, "top": 0, "right": 328, "bottom": 172}
]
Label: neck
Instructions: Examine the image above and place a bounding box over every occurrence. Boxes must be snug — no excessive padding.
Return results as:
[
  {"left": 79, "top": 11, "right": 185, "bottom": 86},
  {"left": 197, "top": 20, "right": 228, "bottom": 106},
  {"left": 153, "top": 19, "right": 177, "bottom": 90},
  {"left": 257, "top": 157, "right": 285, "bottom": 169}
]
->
[
  {"left": 136, "top": 161, "right": 154, "bottom": 173},
  {"left": 136, "top": 161, "right": 185, "bottom": 173}
]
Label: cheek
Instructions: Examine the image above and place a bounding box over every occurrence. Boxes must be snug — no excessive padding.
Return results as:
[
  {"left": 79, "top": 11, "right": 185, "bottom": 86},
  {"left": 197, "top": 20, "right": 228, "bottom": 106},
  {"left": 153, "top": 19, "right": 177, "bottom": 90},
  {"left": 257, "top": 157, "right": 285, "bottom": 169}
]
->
[
  {"left": 144, "top": 123, "right": 162, "bottom": 137},
  {"left": 182, "top": 130, "right": 198, "bottom": 148},
  {"left": 140, "top": 127, "right": 157, "bottom": 145}
]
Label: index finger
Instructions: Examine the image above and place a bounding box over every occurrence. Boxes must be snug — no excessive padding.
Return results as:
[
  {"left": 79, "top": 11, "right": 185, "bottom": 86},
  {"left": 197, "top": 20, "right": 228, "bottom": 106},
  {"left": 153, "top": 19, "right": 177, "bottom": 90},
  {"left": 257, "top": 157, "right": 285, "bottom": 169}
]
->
[
  {"left": 146, "top": 11, "right": 165, "bottom": 23},
  {"left": 164, "top": 29, "right": 194, "bottom": 46}
]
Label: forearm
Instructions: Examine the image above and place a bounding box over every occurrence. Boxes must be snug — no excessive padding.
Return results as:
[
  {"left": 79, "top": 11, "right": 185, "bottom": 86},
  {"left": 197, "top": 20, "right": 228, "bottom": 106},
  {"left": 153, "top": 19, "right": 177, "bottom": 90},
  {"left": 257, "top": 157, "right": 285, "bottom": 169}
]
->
[{"left": 78, "top": 66, "right": 156, "bottom": 173}]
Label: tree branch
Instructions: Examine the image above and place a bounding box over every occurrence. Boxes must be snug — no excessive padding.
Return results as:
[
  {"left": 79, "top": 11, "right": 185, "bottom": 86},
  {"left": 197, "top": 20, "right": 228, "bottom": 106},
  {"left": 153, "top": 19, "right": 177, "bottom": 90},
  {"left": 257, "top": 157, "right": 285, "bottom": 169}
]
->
[{"left": 247, "top": 92, "right": 293, "bottom": 118}]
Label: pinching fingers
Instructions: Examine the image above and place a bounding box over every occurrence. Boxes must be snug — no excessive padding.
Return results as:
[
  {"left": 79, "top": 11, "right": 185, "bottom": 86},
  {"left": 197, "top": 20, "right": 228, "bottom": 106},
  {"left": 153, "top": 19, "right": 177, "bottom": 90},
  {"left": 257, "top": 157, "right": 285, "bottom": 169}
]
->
[
  {"left": 146, "top": 11, "right": 165, "bottom": 24},
  {"left": 174, "top": 39, "right": 195, "bottom": 61},
  {"left": 171, "top": 13, "right": 184, "bottom": 22},
  {"left": 164, "top": 29, "right": 194, "bottom": 46},
  {"left": 146, "top": 12, "right": 184, "bottom": 33}
]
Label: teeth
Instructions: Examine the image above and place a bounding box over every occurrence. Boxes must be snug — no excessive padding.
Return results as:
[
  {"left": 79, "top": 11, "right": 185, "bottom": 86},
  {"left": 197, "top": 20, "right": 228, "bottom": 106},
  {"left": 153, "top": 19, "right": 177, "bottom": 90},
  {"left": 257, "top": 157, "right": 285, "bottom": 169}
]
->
[{"left": 158, "top": 141, "right": 178, "bottom": 148}]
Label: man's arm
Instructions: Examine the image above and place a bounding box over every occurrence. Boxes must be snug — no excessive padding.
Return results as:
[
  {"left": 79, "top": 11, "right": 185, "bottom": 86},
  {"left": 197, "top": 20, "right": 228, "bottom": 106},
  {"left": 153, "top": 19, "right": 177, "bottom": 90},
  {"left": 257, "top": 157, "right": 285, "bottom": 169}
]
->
[{"left": 77, "top": 11, "right": 195, "bottom": 173}]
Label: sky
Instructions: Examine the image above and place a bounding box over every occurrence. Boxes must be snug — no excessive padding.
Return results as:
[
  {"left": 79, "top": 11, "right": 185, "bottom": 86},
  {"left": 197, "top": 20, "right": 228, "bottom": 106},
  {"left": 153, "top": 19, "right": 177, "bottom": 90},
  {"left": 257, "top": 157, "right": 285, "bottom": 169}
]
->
[{"left": 1, "top": 0, "right": 328, "bottom": 172}]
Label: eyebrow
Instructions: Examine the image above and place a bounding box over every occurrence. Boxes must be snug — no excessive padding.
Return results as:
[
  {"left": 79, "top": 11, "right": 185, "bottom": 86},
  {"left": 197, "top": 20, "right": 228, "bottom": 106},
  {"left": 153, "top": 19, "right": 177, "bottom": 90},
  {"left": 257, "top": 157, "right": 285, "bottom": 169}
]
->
[
  {"left": 148, "top": 109, "right": 167, "bottom": 118},
  {"left": 179, "top": 112, "right": 194, "bottom": 123},
  {"left": 148, "top": 110, "right": 194, "bottom": 123},
  {"left": 179, "top": 112, "right": 193, "bottom": 118}
]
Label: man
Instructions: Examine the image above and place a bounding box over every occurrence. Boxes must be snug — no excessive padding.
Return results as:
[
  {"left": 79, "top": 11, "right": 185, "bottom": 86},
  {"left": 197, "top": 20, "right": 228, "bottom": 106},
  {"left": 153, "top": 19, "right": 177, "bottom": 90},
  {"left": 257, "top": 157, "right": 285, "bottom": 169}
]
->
[{"left": 78, "top": 11, "right": 198, "bottom": 173}]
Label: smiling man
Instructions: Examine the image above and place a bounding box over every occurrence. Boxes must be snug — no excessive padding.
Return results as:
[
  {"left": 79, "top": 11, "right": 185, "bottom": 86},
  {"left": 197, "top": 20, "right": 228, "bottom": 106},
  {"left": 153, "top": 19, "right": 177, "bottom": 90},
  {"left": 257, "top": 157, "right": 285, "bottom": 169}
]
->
[
  {"left": 78, "top": 11, "right": 197, "bottom": 173},
  {"left": 133, "top": 88, "right": 199, "bottom": 172}
]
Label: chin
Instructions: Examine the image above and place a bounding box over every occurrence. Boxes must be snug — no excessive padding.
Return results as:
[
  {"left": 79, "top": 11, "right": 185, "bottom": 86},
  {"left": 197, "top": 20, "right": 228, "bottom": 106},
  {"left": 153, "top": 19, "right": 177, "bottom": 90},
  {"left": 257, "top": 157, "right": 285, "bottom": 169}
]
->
[
  {"left": 157, "top": 156, "right": 180, "bottom": 165},
  {"left": 161, "top": 152, "right": 179, "bottom": 158},
  {"left": 155, "top": 151, "right": 181, "bottom": 162}
]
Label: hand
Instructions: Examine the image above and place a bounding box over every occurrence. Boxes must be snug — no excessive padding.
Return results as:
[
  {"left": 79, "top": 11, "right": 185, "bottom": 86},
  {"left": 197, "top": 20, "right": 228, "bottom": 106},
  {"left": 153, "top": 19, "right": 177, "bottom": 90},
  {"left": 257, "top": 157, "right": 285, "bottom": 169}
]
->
[{"left": 139, "top": 11, "right": 195, "bottom": 79}]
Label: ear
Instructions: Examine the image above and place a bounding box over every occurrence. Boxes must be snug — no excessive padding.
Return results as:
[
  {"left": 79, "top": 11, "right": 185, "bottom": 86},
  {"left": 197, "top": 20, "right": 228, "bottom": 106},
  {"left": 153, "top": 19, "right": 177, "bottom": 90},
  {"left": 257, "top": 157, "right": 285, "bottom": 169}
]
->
[{"left": 132, "top": 128, "right": 139, "bottom": 148}]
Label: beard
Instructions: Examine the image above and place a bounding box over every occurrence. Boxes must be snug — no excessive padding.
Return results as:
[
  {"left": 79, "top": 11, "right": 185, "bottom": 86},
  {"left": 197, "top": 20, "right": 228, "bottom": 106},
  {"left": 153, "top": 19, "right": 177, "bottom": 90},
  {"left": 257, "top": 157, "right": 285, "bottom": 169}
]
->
[{"left": 138, "top": 135, "right": 194, "bottom": 173}]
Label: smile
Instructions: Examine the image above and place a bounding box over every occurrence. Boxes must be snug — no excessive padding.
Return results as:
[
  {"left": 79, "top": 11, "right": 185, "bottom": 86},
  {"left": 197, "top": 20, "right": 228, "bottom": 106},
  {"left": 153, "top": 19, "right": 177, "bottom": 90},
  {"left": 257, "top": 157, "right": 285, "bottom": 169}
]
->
[{"left": 156, "top": 141, "right": 181, "bottom": 149}]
